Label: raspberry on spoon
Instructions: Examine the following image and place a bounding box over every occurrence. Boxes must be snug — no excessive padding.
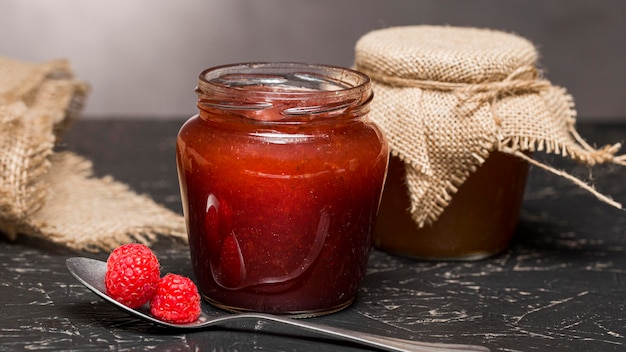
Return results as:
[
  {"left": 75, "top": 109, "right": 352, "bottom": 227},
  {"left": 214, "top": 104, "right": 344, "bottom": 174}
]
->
[
  {"left": 104, "top": 243, "right": 160, "bottom": 308},
  {"left": 150, "top": 273, "right": 201, "bottom": 324}
]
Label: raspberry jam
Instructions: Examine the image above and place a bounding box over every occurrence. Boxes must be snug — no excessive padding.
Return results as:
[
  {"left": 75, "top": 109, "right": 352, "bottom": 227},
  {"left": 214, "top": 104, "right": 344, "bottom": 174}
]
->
[{"left": 176, "top": 63, "right": 388, "bottom": 316}]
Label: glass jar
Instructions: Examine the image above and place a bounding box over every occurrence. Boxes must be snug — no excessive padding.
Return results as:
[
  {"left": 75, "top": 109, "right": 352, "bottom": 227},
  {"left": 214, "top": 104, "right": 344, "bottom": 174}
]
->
[
  {"left": 373, "top": 152, "right": 529, "bottom": 260},
  {"left": 176, "top": 63, "right": 388, "bottom": 317}
]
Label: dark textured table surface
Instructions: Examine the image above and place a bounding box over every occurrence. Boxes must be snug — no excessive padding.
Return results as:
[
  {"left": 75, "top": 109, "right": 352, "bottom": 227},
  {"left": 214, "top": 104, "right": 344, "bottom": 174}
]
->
[{"left": 1, "top": 119, "right": 625, "bottom": 352}]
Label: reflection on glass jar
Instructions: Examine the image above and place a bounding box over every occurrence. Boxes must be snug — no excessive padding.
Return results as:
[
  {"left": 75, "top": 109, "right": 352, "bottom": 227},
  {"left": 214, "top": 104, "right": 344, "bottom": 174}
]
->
[{"left": 176, "top": 63, "right": 388, "bottom": 317}]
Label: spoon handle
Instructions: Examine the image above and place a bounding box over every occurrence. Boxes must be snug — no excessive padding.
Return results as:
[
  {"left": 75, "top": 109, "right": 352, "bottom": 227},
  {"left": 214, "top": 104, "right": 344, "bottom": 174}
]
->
[{"left": 220, "top": 313, "right": 490, "bottom": 352}]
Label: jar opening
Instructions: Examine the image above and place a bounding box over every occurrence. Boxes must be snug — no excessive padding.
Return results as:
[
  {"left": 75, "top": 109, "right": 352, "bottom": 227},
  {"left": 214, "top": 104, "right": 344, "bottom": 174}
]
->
[{"left": 196, "top": 63, "right": 372, "bottom": 123}]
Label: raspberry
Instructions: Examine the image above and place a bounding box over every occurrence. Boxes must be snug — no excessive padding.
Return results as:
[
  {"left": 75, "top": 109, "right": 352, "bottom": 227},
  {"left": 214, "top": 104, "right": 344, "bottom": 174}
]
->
[
  {"left": 150, "top": 274, "right": 201, "bottom": 324},
  {"left": 105, "top": 243, "right": 160, "bottom": 309}
]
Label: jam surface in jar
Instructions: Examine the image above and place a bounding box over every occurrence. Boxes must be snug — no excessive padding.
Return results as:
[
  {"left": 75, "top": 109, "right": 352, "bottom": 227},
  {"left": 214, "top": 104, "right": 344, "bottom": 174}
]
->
[{"left": 176, "top": 63, "right": 388, "bottom": 316}]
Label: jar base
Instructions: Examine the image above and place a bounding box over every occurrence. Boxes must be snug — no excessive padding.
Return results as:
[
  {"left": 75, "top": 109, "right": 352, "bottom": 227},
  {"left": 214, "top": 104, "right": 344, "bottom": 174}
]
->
[
  {"left": 202, "top": 295, "right": 355, "bottom": 319},
  {"left": 375, "top": 246, "right": 508, "bottom": 262}
]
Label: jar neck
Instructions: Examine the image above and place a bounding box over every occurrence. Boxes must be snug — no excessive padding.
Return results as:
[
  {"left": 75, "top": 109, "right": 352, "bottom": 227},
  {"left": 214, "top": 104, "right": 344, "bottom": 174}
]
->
[{"left": 195, "top": 63, "right": 372, "bottom": 125}]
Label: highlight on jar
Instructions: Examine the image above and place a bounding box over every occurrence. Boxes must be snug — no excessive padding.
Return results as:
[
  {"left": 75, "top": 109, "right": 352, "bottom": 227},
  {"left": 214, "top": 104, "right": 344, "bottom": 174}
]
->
[{"left": 176, "top": 62, "right": 389, "bottom": 317}]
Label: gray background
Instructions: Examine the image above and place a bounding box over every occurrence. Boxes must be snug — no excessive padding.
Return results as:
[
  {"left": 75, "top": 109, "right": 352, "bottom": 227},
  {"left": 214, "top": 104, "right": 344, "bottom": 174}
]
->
[{"left": 2, "top": 0, "right": 625, "bottom": 121}]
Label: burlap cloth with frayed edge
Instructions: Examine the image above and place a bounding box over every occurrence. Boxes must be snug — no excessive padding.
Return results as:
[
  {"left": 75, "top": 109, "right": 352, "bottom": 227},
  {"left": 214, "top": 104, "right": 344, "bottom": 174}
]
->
[
  {"left": 0, "top": 56, "right": 186, "bottom": 251},
  {"left": 354, "top": 26, "right": 626, "bottom": 227}
]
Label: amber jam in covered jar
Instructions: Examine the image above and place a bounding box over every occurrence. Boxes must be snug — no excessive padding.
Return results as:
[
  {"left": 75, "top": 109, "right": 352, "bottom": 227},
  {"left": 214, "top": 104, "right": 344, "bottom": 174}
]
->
[
  {"left": 373, "top": 152, "right": 529, "bottom": 260},
  {"left": 176, "top": 63, "right": 388, "bottom": 317}
]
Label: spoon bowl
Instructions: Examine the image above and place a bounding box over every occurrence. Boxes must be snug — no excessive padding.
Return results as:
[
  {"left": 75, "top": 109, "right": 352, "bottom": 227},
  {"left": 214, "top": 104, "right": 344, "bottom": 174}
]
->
[{"left": 66, "top": 257, "right": 489, "bottom": 352}]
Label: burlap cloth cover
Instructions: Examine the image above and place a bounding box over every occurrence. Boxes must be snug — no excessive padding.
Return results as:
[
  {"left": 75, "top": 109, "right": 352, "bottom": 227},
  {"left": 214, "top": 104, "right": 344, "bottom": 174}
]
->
[
  {"left": 354, "top": 26, "right": 626, "bottom": 227},
  {"left": 0, "top": 56, "right": 186, "bottom": 251}
]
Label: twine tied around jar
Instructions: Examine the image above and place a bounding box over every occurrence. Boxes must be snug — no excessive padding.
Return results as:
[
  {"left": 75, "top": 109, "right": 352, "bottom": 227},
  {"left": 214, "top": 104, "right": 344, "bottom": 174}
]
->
[
  {"left": 0, "top": 56, "right": 186, "bottom": 251},
  {"left": 355, "top": 25, "right": 626, "bottom": 226},
  {"left": 360, "top": 65, "right": 553, "bottom": 127}
]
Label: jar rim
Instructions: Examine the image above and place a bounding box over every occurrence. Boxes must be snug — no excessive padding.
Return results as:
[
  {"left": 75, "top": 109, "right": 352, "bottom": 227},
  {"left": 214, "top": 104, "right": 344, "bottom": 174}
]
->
[
  {"left": 196, "top": 62, "right": 372, "bottom": 123},
  {"left": 197, "top": 62, "right": 371, "bottom": 98}
]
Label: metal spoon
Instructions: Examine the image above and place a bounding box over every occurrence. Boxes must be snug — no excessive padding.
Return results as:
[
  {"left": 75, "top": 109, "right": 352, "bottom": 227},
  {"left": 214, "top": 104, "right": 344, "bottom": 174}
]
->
[{"left": 66, "top": 257, "right": 489, "bottom": 352}]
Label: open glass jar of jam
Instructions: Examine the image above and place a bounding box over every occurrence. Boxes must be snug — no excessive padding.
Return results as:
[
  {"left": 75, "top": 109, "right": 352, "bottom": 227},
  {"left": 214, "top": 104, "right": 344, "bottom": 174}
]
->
[{"left": 176, "top": 63, "right": 388, "bottom": 317}]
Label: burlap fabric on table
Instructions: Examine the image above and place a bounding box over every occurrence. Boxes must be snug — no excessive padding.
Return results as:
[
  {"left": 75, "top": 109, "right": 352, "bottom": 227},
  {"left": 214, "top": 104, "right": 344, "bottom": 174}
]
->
[
  {"left": 355, "top": 26, "right": 626, "bottom": 227},
  {"left": 0, "top": 56, "right": 186, "bottom": 251}
]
